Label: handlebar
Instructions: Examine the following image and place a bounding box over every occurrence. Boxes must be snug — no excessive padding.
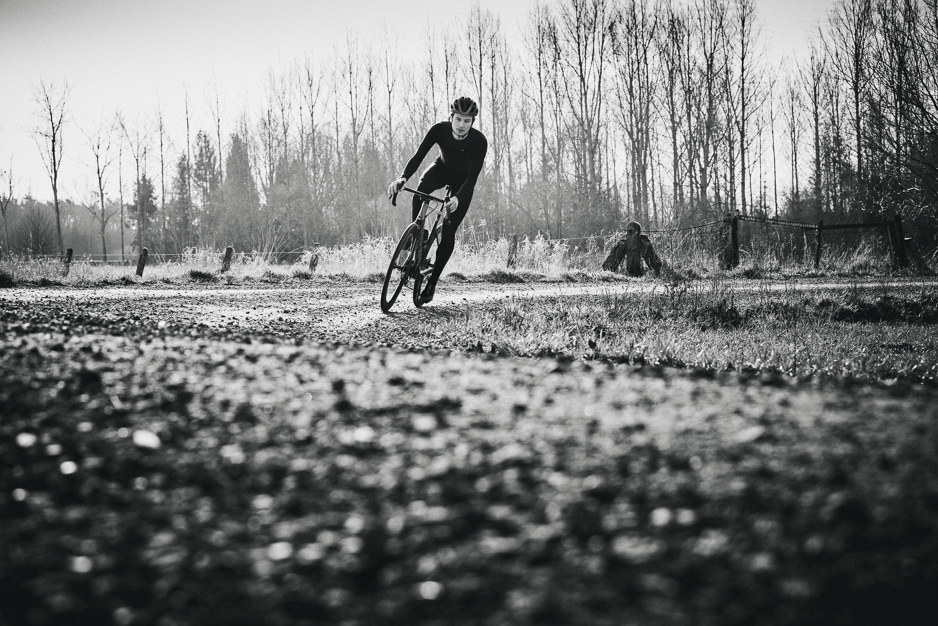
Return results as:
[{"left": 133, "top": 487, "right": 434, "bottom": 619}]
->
[{"left": 390, "top": 186, "right": 450, "bottom": 207}]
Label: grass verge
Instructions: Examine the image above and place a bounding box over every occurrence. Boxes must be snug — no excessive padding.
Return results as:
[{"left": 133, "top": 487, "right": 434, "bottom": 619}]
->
[{"left": 413, "top": 281, "right": 938, "bottom": 385}]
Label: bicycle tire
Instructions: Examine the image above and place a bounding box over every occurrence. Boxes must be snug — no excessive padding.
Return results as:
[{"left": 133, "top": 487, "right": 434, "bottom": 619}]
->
[
  {"left": 412, "top": 223, "right": 441, "bottom": 308},
  {"left": 381, "top": 223, "right": 421, "bottom": 313}
]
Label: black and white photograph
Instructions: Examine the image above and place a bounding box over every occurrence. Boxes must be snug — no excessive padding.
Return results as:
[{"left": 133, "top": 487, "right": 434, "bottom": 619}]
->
[{"left": 2, "top": 0, "right": 938, "bottom": 624}]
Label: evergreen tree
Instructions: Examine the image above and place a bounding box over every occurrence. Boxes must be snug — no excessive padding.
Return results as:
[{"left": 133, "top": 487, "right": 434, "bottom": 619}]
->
[
  {"left": 129, "top": 173, "right": 158, "bottom": 252},
  {"left": 221, "top": 133, "right": 260, "bottom": 251},
  {"left": 168, "top": 154, "right": 195, "bottom": 251},
  {"left": 193, "top": 131, "right": 221, "bottom": 246}
]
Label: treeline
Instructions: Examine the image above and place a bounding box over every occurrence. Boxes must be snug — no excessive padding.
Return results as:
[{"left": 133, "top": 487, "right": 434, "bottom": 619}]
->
[{"left": 5, "top": 0, "right": 938, "bottom": 260}]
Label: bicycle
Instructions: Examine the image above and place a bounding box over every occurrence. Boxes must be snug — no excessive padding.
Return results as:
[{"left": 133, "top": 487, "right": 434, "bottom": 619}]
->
[{"left": 380, "top": 186, "right": 452, "bottom": 313}]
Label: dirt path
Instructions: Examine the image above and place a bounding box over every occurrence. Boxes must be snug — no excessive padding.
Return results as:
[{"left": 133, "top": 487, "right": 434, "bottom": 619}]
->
[
  {"left": 2, "top": 278, "right": 938, "bottom": 625},
  {"left": 3, "top": 276, "right": 935, "bottom": 347}
]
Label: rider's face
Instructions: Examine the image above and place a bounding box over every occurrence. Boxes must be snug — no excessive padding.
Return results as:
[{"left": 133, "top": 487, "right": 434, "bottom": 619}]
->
[{"left": 451, "top": 113, "right": 474, "bottom": 139}]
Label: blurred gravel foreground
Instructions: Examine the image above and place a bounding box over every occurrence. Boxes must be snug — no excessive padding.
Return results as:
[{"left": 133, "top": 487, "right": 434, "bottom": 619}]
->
[{"left": 2, "top": 286, "right": 938, "bottom": 625}]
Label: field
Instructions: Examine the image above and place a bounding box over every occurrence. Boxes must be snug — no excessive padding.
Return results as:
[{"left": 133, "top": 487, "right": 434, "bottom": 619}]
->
[{"left": 2, "top": 248, "right": 938, "bottom": 625}]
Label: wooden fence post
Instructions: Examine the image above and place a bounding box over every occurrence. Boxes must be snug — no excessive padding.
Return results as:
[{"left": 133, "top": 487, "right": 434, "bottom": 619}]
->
[
  {"left": 221, "top": 246, "right": 234, "bottom": 273},
  {"left": 62, "top": 248, "right": 73, "bottom": 277},
  {"left": 730, "top": 214, "right": 739, "bottom": 268},
  {"left": 893, "top": 214, "right": 909, "bottom": 269},
  {"left": 721, "top": 214, "right": 739, "bottom": 269},
  {"left": 507, "top": 233, "right": 518, "bottom": 268},
  {"left": 136, "top": 248, "right": 149, "bottom": 278},
  {"left": 814, "top": 220, "right": 824, "bottom": 268}
]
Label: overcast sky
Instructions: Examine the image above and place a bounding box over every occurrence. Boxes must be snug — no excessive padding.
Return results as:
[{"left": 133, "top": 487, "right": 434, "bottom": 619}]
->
[{"left": 1, "top": 0, "right": 834, "bottom": 203}]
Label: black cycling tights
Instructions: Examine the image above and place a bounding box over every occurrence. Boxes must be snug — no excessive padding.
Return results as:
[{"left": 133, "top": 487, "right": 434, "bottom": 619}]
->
[{"left": 412, "top": 164, "right": 472, "bottom": 283}]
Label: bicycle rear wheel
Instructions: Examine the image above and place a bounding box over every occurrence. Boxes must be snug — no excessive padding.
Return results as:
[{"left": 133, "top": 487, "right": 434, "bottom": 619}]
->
[
  {"left": 412, "top": 224, "right": 441, "bottom": 308},
  {"left": 381, "top": 223, "right": 421, "bottom": 312}
]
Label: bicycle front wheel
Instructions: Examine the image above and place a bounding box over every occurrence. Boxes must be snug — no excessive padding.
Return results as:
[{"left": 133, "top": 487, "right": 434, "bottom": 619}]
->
[
  {"left": 381, "top": 223, "right": 421, "bottom": 313},
  {"left": 412, "top": 224, "right": 441, "bottom": 308}
]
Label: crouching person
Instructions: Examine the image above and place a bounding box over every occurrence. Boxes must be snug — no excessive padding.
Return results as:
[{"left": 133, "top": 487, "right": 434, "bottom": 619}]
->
[{"left": 602, "top": 221, "right": 663, "bottom": 276}]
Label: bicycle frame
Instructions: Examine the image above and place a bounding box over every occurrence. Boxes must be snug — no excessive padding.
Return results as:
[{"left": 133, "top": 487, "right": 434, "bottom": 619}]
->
[{"left": 392, "top": 185, "right": 451, "bottom": 261}]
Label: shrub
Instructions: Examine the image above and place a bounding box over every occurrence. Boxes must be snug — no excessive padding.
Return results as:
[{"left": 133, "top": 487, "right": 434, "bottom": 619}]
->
[{"left": 189, "top": 270, "right": 217, "bottom": 283}]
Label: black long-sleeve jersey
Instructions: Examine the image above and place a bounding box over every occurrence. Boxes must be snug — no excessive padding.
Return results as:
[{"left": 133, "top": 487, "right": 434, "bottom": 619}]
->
[{"left": 400, "top": 121, "right": 488, "bottom": 206}]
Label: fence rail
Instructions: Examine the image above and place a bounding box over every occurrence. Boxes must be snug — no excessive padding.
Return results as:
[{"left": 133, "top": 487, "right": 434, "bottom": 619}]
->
[
  {"left": 0, "top": 212, "right": 923, "bottom": 277},
  {"left": 724, "top": 213, "right": 910, "bottom": 269}
]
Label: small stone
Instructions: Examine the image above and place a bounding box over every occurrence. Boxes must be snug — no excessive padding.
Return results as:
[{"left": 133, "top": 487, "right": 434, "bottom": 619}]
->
[
  {"left": 749, "top": 551, "right": 776, "bottom": 572},
  {"left": 344, "top": 514, "right": 366, "bottom": 534},
  {"left": 693, "top": 529, "right": 730, "bottom": 557},
  {"left": 70, "top": 555, "right": 93, "bottom": 574},
  {"left": 676, "top": 508, "right": 697, "bottom": 526},
  {"left": 132, "top": 429, "right": 161, "bottom": 450},
  {"left": 416, "top": 581, "right": 444, "bottom": 600},
  {"left": 296, "top": 543, "right": 325, "bottom": 564},
  {"left": 650, "top": 507, "right": 673, "bottom": 527},
  {"left": 353, "top": 426, "right": 376, "bottom": 444},
  {"left": 734, "top": 426, "right": 766, "bottom": 444},
  {"left": 611, "top": 534, "right": 664, "bottom": 564},
  {"left": 412, "top": 415, "right": 437, "bottom": 433},
  {"left": 267, "top": 542, "right": 293, "bottom": 561}
]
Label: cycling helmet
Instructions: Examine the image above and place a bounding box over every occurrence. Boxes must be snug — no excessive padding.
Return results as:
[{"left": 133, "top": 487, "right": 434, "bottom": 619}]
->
[{"left": 450, "top": 96, "right": 479, "bottom": 117}]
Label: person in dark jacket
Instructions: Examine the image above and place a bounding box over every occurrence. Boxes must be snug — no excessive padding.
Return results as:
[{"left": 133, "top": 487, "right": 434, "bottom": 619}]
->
[{"left": 602, "top": 220, "right": 663, "bottom": 276}]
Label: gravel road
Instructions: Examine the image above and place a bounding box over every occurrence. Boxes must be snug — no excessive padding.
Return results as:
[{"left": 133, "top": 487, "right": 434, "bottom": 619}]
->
[{"left": 2, "top": 279, "right": 938, "bottom": 625}]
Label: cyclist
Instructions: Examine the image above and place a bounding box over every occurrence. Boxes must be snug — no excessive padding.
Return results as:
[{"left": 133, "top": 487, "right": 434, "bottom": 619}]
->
[{"left": 387, "top": 96, "right": 488, "bottom": 304}]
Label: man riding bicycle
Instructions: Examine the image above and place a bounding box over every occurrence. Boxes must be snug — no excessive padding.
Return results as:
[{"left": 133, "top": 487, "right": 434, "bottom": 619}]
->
[{"left": 387, "top": 96, "right": 488, "bottom": 304}]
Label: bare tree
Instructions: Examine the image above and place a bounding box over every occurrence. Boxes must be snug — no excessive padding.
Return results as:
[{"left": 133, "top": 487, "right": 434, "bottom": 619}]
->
[
  {"left": 828, "top": 0, "right": 874, "bottom": 192},
  {"left": 767, "top": 75, "right": 780, "bottom": 216},
  {"left": 612, "top": 0, "right": 660, "bottom": 224},
  {"left": 184, "top": 90, "right": 194, "bottom": 224},
  {"left": 465, "top": 7, "right": 507, "bottom": 214},
  {"left": 117, "top": 113, "right": 151, "bottom": 251},
  {"left": 301, "top": 54, "right": 329, "bottom": 240},
  {"left": 905, "top": 0, "right": 938, "bottom": 129},
  {"left": 785, "top": 73, "right": 805, "bottom": 211},
  {"left": 380, "top": 37, "right": 400, "bottom": 171},
  {"left": 801, "top": 38, "right": 827, "bottom": 214},
  {"left": 117, "top": 131, "right": 126, "bottom": 262},
  {"left": 34, "top": 80, "right": 70, "bottom": 254},
  {"left": 657, "top": 5, "right": 689, "bottom": 217},
  {"left": 157, "top": 106, "right": 169, "bottom": 245},
  {"left": 465, "top": 6, "right": 498, "bottom": 132},
  {"left": 520, "top": 2, "right": 561, "bottom": 234},
  {"left": 870, "top": 0, "right": 917, "bottom": 176},
  {"left": 554, "top": 0, "right": 615, "bottom": 233},
  {"left": 340, "top": 37, "right": 369, "bottom": 194},
  {"left": 209, "top": 84, "right": 225, "bottom": 186},
  {"left": 0, "top": 159, "right": 13, "bottom": 251},
  {"left": 730, "top": 0, "right": 764, "bottom": 215},
  {"left": 495, "top": 31, "right": 520, "bottom": 222},
  {"left": 688, "top": 0, "right": 730, "bottom": 221},
  {"left": 82, "top": 117, "right": 118, "bottom": 258}
]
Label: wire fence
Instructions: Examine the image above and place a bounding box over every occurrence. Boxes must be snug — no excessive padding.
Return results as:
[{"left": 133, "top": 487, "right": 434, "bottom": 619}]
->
[{"left": 2, "top": 212, "right": 931, "bottom": 278}]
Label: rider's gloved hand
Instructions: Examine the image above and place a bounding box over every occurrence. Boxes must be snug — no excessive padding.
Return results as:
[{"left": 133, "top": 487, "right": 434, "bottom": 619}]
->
[
  {"left": 387, "top": 177, "right": 406, "bottom": 198},
  {"left": 443, "top": 196, "right": 459, "bottom": 215}
]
